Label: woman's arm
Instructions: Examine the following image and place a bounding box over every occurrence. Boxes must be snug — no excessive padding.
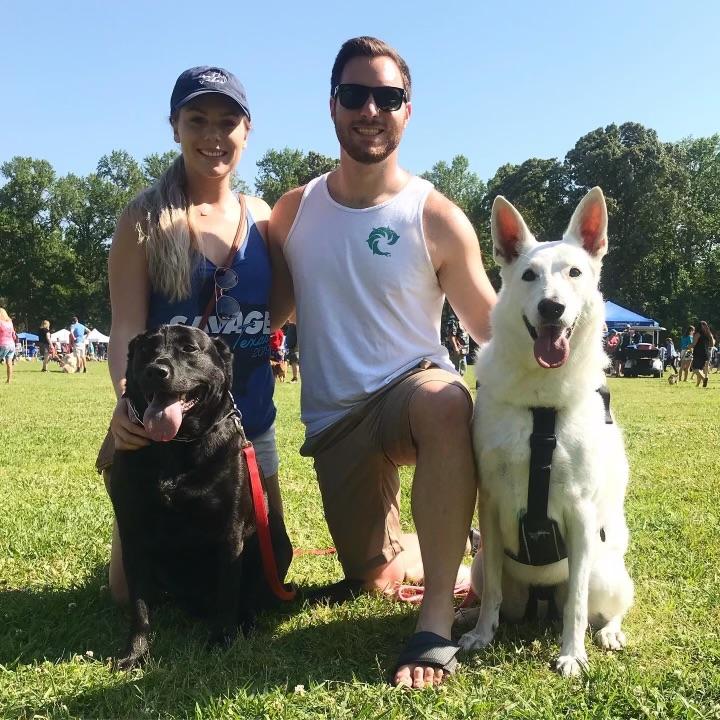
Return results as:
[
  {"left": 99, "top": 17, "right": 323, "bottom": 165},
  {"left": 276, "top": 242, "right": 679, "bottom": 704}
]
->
[{"left": 108, "top": 207, "right": 152, "bottom": 449}]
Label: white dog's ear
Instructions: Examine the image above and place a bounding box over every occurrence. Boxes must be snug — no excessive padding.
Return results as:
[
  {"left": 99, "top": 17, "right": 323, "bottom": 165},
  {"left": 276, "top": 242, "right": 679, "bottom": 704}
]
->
[
  {"left": 565, "top": 187, "right": 608, "bottom": 259},
  {"left": 491, "top": 195, "right": 536, "bottom": 265}
]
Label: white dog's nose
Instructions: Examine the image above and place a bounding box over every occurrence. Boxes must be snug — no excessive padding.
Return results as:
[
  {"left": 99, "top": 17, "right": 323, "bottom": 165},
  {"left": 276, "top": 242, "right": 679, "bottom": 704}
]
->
[{"left": 537, "top": 299, "right": 565, "bottom": 321}]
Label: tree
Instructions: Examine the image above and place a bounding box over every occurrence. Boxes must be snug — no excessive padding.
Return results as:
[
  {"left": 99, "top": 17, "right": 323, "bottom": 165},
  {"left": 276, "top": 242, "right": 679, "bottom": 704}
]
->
[
  {"left": 254, "top": 149, "right": 338, "bottom": 205},
  {"left": 0, "top": 157, "right": 73, "bottom": 329},
  {"left": 564, "top": 123, "right": 689, "bottom": 327},
  {"left": 143, "top": 151, "right": 179, "bottom": 185},
  {"left": 421, "top": 155, "right": 485, "bottom": 218}
]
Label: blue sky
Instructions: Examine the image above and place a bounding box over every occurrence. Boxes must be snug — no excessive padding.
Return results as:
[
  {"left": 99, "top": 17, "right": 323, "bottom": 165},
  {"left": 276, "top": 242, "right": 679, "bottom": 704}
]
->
[{"left": 3, "top": 1, "right": 718, "bottom": 190}]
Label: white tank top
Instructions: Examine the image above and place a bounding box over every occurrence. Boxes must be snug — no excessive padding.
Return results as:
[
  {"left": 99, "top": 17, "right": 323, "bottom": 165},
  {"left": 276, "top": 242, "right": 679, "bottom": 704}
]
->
[{"left": 284, "top": 172, "right": 455, "bottom": 437}]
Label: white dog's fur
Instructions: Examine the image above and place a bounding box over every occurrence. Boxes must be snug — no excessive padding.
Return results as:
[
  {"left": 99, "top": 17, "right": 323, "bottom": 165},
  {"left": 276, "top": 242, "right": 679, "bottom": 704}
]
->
[{"left": 459, "top": 188, "right": 634, "bottom": 676}]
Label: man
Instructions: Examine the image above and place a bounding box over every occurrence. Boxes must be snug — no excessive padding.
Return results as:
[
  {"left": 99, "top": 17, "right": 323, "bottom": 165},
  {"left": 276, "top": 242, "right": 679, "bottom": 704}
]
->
[
  {"left": 282, "top": 318, "right": 300, "bottom": 382},
  {"left": 445, "top": 311, "right": 469, "bottom": 376},
  {"left": 70, "top": 315, "right": 88, "bottom": 373},
  {"left": 679, "top": 325, "right": 695, "bottom": 382},
  {"left": 615, "top": 324, "right": 633, "bottom": 377},
  {"left": 269, "top": 37, "right": 496, "bottom": 689}
]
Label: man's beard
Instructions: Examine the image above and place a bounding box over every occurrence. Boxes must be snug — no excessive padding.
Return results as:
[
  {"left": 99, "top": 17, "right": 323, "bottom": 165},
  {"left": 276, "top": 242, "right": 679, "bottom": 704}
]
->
[{"left": 334, "top": 120, "right": 402, "bottom": 164}]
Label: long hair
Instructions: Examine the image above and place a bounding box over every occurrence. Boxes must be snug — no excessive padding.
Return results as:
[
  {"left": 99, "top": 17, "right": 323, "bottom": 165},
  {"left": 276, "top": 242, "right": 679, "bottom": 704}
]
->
[
  {"left": 129, "top": 155, "right": 197, "bottom": 302},
  {"left": 699, "top": 320, "right": 715, "bottom": 346},
  {"left": 0, "top": 308, "right": 11, "bottom": 323}
]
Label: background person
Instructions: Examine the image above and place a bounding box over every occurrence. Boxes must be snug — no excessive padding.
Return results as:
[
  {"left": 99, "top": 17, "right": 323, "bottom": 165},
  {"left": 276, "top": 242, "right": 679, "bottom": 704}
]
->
[
  {"left": 100, "top": 66, "right": 282, "bottom": 605},
  {"left": 662, "top": 335, "right": 678, "bottom": 374},
  {"left": 691, "top": 320, "right": 715, "bottom": 388},
  {"left": 70, "top": 316, "right": 88, "bottom": 373},
  {"left": 605, "top": 329, "right": 620, "bottom": 375},
  {"left": 0, "top": 308, "right": 17, "bottom": 383},
  {"left": 282, "top": 318, "right": 299, "bottom": 382},
  {"left": 268, "top": 36, "right": 496, "bottom": 689},
  {"left": 38, "top": 320, "right": 53, "bottom": 371},
  {"left": 679, "top": 325, "right": 695, "bottom": 381}
]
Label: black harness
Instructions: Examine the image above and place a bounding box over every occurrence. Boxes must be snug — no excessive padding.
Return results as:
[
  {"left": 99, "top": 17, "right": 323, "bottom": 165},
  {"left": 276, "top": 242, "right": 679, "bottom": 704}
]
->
[{"left": 504, "top": 386, "right": 613, "bottom": 567}]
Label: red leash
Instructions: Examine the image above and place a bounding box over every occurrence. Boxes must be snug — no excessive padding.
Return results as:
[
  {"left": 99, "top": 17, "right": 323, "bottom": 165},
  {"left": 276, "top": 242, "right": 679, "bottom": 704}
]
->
[{"left": 243, "top": 444, "right": 297, "bottom": 602}]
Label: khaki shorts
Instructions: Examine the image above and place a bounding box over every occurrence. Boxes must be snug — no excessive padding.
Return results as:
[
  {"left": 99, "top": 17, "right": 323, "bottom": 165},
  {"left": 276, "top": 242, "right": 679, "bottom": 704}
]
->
[{"left": 300, "top": 367, "right": 471, "bottom": 579}]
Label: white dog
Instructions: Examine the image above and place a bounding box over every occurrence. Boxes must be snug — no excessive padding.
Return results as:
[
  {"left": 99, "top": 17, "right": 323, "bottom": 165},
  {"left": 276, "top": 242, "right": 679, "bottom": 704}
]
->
[{"left": 459, "top": 187, "right": 633, "bottom": 677}]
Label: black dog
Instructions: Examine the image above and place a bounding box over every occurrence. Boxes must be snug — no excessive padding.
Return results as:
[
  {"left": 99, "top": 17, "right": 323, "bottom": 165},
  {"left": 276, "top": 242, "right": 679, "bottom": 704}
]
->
[{"left": 109, "top": 325, "right": 292, "bottom": 670}]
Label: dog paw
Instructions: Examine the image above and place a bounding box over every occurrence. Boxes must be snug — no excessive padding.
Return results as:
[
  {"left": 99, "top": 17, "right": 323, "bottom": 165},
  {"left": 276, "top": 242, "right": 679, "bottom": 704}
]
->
[
  {"left": 594, "top": 627, "right": 627, "bottom": 651},
  {"left": 458, "top": 625, "right": 495, "bottom": 652},
  {"left": 555, "top": 653, "right": 588, "bottom": 677},
  {"left": 113, "top": 636, "right": 149, "bottom": 671},
  {"left": 113, "top": 651, "right": 146, "bottom": 672},
  {"left": 207, "top": 628, "right": 238, "bottom": 651}
]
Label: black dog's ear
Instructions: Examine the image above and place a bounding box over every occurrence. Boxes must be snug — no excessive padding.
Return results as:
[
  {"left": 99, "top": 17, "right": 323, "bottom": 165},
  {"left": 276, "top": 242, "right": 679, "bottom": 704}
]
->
[
  {"left": 124, "top": 334, "right": 143, "bottom": 398},
  {"left": 212, "top": 336, "right": 234, "bottom": 384},
  {"left": 126, "top": 335, "right": 140, "bottom": 372}
]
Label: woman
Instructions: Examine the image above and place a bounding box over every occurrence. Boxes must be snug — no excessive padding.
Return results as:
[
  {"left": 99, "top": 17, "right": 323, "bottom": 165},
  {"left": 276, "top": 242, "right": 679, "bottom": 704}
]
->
[
  {"left": 38, "top": 320, "right": 53, "bottom": 371},
  {"left": 691, "top": 320, "right": 715, "bottom": 388},
  {"left": 99, "top": 66, "right": 282, "bottom": 603},
  {"left": 0, "top": 308, "right": 16, "bottom": 383}
]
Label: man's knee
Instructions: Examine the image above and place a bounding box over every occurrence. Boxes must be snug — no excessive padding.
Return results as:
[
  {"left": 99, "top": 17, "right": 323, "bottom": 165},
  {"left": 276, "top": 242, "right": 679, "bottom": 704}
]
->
[
  {"left": 362, "top": 554, "right": 407, "bottom": 593},
  {"left": 410, "top": 381, "right": 472, "bottom": 442}
]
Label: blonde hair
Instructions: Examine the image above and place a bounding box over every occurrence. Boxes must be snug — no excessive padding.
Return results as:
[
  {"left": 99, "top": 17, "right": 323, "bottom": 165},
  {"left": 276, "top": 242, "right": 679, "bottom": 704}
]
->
[
  {"left": 0, "top": 308, "right": 10, "bottom": 323},
  {"left": 130, "top": 109, "right": 251, "bottom": 302},
  {"left": 41, "top": 319, "right": 50, "bottom": 329},
  {"left": 129, "top": 156, "right": 197, "bottom": 302}
]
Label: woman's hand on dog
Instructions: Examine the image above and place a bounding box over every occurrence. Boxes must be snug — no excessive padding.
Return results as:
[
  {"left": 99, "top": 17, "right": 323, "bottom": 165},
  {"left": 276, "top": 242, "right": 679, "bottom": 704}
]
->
[{"left": 111, "top": 397, "right": 152, "bottom": 450}]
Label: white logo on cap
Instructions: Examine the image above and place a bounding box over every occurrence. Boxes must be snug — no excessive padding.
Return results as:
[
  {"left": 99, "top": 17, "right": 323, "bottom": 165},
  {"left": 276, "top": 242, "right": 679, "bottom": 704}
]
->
[{"left": 199, "top": 71, "right": 228, "bottom": 86}]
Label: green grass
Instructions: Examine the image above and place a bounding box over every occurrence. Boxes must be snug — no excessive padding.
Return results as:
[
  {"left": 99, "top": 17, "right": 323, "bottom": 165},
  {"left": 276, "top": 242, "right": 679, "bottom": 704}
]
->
[{"left": 1, "top": 361, "right": 720, "bottom": 719}]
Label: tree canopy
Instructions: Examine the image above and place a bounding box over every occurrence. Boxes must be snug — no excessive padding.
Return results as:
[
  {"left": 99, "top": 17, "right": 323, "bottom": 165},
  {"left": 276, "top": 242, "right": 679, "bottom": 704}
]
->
[{"left": 1, "top": 123, "right": 718, "bottom": 337}]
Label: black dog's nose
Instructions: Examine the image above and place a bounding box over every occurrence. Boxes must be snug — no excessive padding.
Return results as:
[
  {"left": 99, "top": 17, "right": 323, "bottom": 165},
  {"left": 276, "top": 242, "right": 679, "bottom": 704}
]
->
[
  {"left": 145, "top": 363, "right": 171, "bottom": 381},
  {"left": 537, "top": 299, "right": 565, "bottom": 321}
]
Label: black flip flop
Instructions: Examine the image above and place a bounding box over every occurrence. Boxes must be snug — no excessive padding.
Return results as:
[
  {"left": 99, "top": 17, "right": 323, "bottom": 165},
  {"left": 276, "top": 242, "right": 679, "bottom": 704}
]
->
[{"left": 391, "top": 631, "right": 460, "bottom": 684}]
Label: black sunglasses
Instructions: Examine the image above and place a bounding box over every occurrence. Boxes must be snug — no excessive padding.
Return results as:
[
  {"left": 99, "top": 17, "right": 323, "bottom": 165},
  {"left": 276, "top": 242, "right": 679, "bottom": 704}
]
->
[
  {"left": 333, "top": 84, "right": 406, "bottom": 112},
  {"left": 214, "top": 266, "right": 241, "bottom": 321}
]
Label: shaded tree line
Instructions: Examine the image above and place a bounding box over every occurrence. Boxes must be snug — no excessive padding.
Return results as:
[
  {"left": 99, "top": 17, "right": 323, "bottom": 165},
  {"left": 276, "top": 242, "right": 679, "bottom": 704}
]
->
[{"left": 1, "top": 122, "right": 718, "bottom": 336}]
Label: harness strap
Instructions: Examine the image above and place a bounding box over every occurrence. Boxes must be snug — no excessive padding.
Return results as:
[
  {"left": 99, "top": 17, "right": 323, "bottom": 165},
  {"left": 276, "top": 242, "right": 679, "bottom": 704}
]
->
[
  {"left": 243, "top": 443, "right": 297, "bottom": 602},
  {"left": 526, "top": 407, "right": 557, "bottom": 526}
]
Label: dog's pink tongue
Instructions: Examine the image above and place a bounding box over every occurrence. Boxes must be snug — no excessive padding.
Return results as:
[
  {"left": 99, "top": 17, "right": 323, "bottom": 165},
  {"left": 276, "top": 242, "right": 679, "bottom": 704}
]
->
[
  {"left": 534, "top": 326, "right": 569, "bottom": 369},
  {"left": 143, "top": 393, "right": 183, "bottom": 442}
]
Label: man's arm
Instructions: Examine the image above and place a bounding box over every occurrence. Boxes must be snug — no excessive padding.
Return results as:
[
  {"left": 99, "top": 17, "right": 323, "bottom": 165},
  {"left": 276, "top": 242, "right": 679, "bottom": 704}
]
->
[
  {"left": 267, "top": 187, "right": 304, "bottom": 331},
  {"left": 423, "top": 190, "right": 496, "bottom": 344}
]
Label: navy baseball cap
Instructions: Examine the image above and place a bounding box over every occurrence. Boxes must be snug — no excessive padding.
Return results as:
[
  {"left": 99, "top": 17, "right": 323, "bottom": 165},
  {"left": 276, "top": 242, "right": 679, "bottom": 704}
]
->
[{"left": 170, "top": 66, "right": 251, "bottom": 120}]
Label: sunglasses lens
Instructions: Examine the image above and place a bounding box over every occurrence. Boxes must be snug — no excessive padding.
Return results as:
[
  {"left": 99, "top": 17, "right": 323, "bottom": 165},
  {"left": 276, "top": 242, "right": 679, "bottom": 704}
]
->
[
  {"left": 373, "top": 87, "right": 405, "bottom": 111},
  {"left": 216, "top": 294, "right": 240, "bottom": 320},
  {"left": 215, "top": 267, "right": 238, "bottom": 291},
  {"left": 337, "top": 84, "right": 370, "bottom": 110}
]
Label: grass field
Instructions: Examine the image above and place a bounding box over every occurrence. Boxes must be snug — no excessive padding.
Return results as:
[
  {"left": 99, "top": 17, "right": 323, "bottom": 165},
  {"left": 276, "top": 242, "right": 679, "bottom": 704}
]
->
[{"left": 1, "top": 360, "right": 719, "bottom": 719}]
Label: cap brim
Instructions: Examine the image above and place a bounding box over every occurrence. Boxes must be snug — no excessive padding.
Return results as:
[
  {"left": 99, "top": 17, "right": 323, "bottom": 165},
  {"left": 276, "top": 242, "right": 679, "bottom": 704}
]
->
[{"left": 172, "top": 89, "right": 250, "bottom": 119}]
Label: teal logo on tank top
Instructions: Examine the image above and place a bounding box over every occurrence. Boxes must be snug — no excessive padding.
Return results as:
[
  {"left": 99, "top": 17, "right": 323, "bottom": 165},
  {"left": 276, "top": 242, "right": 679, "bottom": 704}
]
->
[{"left": 366, "top": 226, "right": 399, "bottom": 257}]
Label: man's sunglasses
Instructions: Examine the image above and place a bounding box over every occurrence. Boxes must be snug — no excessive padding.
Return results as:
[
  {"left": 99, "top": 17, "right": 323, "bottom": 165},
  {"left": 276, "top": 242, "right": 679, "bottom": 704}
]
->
[{"left": 333, "top": 84, "right": 406, "bottom": 112}]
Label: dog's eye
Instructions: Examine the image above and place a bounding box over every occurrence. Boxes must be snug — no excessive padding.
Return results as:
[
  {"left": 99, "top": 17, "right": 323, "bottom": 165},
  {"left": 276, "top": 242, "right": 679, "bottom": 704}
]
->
[
  {"left": 183, "top": 345, "right": 198, "bottom": 353},
  {"left": 569, "top": 267, "right": 582, "bottom": 277},
  {"left": 521, "top": 269, "right": 537, "bottom": 281}
]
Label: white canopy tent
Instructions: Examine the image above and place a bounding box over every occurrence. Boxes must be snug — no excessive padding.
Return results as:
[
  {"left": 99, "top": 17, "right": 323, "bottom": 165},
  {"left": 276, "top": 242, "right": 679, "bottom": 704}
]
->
[
  {"left": 50, "top": 328, "right": 71, "bottom": 343},
  {"left": 87, "top": 328, "right": 110, "bottom": 343}
]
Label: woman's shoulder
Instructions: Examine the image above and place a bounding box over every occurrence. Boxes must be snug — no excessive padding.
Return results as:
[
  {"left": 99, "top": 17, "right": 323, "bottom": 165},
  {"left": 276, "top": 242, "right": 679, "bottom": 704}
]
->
[{"left": 245, "top": 194, "right": 271, "bottom": 222}]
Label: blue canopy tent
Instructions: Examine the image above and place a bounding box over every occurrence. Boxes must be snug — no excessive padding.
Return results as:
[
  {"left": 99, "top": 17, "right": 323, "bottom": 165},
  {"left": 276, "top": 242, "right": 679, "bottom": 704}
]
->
[
  {"left": 16, "top": 332, "right": 40, "bottom": 358},
  {"left": 604, "top": 301, "right": 658, "bottom": 330}
]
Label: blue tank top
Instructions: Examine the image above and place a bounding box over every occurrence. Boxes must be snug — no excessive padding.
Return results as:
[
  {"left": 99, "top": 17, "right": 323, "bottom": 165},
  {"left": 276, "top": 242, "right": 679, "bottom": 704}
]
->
[{"left": 146, "top": 209, "right": 275, "bottom": 439}]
